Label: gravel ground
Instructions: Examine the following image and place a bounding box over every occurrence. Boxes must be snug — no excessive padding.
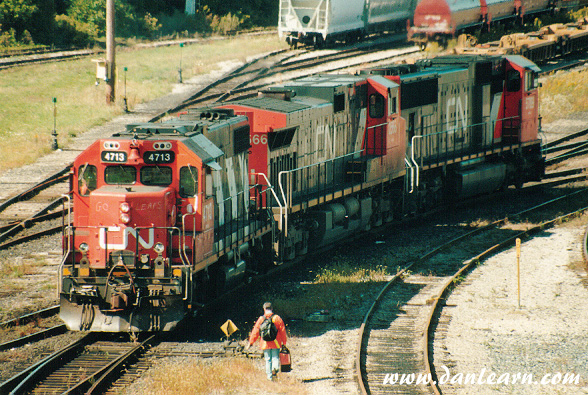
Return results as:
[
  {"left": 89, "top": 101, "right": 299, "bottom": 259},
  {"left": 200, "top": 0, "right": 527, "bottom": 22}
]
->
[{"left": 435, "top": 223, "right": 588, "bottom": 394}]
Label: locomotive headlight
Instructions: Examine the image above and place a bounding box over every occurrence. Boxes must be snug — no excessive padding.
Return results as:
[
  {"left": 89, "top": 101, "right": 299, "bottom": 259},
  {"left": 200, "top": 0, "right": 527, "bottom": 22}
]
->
[
  {"left": 79, "top": 243, "right": 89, "bottom": 253},
  {"left": 120, "top": 202, "right": 131, "bottom": 213},
  {"left": 120, "top": 213, "right": 131, "bottom": 224},
  {"left": 154, "top": 242, "right": 165, "bottom": 254}
]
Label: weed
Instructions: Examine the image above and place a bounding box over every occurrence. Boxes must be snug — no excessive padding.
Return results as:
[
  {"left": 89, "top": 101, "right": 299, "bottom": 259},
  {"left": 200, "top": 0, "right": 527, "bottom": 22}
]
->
[
  {"left": 540, "top": 69, "right": 588, "bottom": 123},
  {"left": 137, "top": 357, "right": 308, "bottom": 394}
]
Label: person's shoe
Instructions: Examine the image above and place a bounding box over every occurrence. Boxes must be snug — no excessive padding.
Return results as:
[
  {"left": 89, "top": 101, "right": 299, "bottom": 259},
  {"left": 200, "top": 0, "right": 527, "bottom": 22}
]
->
[{"left": 272, "top": 369, "right": 278, "bottom": 379}]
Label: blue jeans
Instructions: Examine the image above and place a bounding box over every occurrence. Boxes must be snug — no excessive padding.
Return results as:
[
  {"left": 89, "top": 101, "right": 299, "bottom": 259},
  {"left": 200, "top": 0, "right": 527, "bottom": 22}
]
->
[{"left": 263, "top": 348, "right": 280, "bottom": 380}]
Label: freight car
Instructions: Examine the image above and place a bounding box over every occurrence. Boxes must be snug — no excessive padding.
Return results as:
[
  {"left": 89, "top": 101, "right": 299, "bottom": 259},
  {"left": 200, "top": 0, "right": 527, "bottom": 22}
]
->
[
  {"left": 408, "top": 0, "right": 586, "bottom": 47},
  {"left": 59, "top": 54, "right": 544, "bottom": 333},
  {"left": 278, "top": 0, "right": 418, "bottom": 48},
  {"left": 453, "top": 18, "right": 588, "bottom": 63}
]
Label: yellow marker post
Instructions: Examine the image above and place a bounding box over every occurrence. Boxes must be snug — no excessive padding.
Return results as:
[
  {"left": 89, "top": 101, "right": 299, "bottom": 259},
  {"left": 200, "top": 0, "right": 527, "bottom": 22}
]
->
[
  {"left": 220, "top": 319, "right": 239, "bottom": 338},
  {"left": 516, "top": 238, "right": 521, "bottom": 308}
]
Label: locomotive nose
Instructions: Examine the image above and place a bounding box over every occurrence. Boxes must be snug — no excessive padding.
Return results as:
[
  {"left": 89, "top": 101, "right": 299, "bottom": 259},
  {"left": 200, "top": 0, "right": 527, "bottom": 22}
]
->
[{"left": 89, "top": 185, "right": 175, "bottom": 227}]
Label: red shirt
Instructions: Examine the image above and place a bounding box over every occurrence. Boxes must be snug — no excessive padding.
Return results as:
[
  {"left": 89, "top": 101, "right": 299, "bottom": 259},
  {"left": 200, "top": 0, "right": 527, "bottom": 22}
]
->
[{"left": 248, "top": 311, "right": 287, "bottom": 350}]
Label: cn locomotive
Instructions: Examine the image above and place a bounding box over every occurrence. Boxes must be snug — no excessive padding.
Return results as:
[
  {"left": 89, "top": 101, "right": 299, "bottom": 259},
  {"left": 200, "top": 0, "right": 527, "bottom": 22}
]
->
[
  {"left": 278, "top": 0, "right": 418, "bottom": 48},
  {"left": 59, "top": 54, "right": 544, "bottom": 333}
]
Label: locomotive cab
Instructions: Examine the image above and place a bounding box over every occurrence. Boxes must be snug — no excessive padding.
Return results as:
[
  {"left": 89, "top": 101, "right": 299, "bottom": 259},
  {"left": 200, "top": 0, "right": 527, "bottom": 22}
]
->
[
  {"left": 363, "top": 75, "right": 407, "bottom": 181},
  {"left": 60, "top": 136, "right": 199, "bottom": 332},
  {"left": 60, "top": 131, "right": 220, "bottom": 332},
  {"left": 502, "top": 55, "right": 541, "bottom": 144}
]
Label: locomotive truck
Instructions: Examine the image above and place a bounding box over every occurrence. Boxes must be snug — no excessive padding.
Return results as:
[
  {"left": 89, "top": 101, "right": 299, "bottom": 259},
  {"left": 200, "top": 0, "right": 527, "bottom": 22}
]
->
[{"left": 59, "top": 54, "right": 544, "bottom": 333}]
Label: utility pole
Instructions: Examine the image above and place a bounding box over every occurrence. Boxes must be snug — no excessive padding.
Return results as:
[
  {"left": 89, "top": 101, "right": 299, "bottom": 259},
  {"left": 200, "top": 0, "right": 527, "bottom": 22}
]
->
[{"left": 105, "top": 0, "right": 116, "bottom": 104}]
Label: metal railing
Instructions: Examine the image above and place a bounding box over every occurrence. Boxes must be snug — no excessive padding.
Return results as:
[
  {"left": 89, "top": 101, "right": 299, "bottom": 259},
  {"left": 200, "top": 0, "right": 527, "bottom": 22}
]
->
[
  {"left": 213, "top": 183, "right": 274, "bottom": 253},
  {"left": 409, "top": 115, "right": 524, "bottom": 169}
]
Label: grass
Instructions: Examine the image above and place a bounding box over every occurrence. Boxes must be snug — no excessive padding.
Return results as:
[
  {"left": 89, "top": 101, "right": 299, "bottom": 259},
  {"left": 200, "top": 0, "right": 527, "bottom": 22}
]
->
[
  {"left": 0, "top": 257, "right": 44, "bottom": 278},
  {"left": 269, "top": 256, "right": 392, "bottom": 319},
  {"left": 539, "top": 68, "right": 588, "bottom": 124},
  {"left": 0, "top": 34, "right": 287, "bottom": 173},
  {"left": 136, "top": 357, "right": 308, "bottom": 394}
]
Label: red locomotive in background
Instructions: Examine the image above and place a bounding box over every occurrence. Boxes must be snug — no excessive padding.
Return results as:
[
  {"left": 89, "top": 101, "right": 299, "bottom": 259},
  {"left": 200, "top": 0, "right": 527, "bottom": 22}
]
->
[
  {"left": 59, "top": 54, "right": 544, "bottom": 333},
  {"left": 408, "top": 0, "right": 588, "bottom": 47}
]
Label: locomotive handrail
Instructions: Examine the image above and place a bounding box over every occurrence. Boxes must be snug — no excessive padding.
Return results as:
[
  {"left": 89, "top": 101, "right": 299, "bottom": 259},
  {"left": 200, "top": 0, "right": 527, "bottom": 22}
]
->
[
  {"left": 181, "top": 211, "right": 197, "bottom": 266},
  {"left": 411, "top": 135, "right": 423, "bottom": 189},
  {"left": 405, "top": 157, "right": 415, "bottom": 194},
  {"left": 409, "top": 115, "right": 523, "bottom": 168},
  {"left": 57, "top": 194, "right": 73, "bottom": 297},
  {"left": 278, "top": 170, "right": 290, "bottom": 237},
  {"left": 253, "top": 172, "right": 284, "bottom": 231},
  {"left": 276, "top": 149, "right": 365, "bottom": 234}
]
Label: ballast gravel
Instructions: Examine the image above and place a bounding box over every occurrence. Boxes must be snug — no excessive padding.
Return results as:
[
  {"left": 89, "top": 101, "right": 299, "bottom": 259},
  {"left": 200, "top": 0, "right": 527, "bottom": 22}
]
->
[{"left": 434, "top": 224, "right": 588, "bottom": 394}]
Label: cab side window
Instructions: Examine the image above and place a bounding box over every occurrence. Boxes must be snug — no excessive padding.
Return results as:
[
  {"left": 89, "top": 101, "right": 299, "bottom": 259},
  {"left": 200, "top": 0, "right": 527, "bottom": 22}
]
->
[
  {"left": 180, "top": 166, "right": 198, "bottom": 197},
  {"left": 78, "top": 164, "right": 97, "bottom": 196},
  {"left": 525, "top": 70, "right": 538, "bottom": 91},
  {"left": 506, "top": 70, "right": 521, "bottom": 92},
  {"left": 369, "top": 93, "right": 385, "bottom": 119}
]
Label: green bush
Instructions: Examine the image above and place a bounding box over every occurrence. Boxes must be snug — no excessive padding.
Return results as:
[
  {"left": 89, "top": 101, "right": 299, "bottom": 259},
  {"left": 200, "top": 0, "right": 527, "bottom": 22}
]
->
[
  {"left": 0, "top": 27, "right": 17, "bottom": 47},
  {"left": 156, "top": 9, "right": 210, "bottom": 37},
  {"left": 209, "top": 12, "right": 246, "bottom": 35},
  {"left": 53, "top": 14, "right": 94, "bottom": 47}
]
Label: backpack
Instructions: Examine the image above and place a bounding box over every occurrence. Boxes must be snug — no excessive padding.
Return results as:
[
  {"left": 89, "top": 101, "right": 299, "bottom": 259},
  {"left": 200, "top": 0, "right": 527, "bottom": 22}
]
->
[{"left": 260, "top": 314, "right": 278, "bottom": 341}]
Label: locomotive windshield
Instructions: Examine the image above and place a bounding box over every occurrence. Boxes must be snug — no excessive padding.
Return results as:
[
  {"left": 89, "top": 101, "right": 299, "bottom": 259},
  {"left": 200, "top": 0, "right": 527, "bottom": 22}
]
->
[
  {"left": 105, "top": 165, "right": 136, "bottom": 184},
  {"left": 141, "top": 166, "right": 172, "bottom": 186}
]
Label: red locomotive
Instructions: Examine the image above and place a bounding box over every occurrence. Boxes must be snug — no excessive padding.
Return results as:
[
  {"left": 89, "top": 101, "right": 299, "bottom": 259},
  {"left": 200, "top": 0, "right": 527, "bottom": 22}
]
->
[
  {"left": 59, "top": 54, "right": 544, "bottom": 333},
  {"left": 408, "top": 0, "right": 587, "bottom": 47}
]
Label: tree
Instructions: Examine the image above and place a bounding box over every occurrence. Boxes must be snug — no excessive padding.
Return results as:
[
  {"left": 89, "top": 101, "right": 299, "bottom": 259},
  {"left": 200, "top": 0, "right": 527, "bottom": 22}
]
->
[
  {"left": 67, "top": 0, "right": 157, "bottom": 39},
  {"left": 0, "top": 0, "right": 38, "bottom": 37}
]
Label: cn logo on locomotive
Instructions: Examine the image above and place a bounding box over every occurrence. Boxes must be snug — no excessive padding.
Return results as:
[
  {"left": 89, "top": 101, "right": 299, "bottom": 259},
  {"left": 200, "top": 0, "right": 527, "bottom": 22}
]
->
[{"left": 98, "top": 227, "right": 155, "bottom": 250}]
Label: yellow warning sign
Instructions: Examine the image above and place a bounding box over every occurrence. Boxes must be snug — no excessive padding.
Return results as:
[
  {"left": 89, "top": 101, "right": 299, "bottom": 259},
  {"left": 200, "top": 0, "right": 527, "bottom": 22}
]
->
[{"left": 220, "top": 319, "right": 238, "bottom": 337}]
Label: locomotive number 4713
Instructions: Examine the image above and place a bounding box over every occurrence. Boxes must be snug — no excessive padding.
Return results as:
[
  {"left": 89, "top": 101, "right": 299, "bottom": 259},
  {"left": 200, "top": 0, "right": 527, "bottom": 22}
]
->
[
  {"left": 101, "top": 151, "right": 127, "bottom": 163},
  {"left": 143, "top": 151, "right": 175, "bottom": 164}
]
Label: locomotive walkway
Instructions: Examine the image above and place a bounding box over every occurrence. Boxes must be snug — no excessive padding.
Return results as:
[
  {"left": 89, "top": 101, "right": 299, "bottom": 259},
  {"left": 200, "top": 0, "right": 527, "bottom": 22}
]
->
[{"left": 0, "top": 59, "right": 244, "bottom": 203}]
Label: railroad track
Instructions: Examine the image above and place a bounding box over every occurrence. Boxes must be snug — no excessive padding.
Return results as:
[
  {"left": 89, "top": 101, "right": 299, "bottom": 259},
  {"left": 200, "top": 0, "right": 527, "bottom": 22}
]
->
[
  {"left": 0, "top": 31, "right": 277, "bottom": 71},
  {"left": 356, "top": 187, "right": 588, "bottom": 394},
  {"left": 0, "top": 333, "right": 154, "bottom": 395},
  {"left": 0, "top": 332, "right": 257, "bottom": 395},
  {"left": 0, "top": 306, "right": 66, "bottom": 353},
  {"left": 1, "top": 40, "right": 587, "bottom": 393},
  {"left": 167, "top": 38, "right": 419, "bottom": 112}
]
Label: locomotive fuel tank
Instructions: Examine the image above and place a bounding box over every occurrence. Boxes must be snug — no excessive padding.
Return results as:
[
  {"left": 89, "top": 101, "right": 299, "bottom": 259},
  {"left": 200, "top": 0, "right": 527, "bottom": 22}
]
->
[
  {"left": 449, "top": 161, "right": 507, "bottom": 198},
  {"left": 308, "top": 197, "right": 373, "bottom": 248}
]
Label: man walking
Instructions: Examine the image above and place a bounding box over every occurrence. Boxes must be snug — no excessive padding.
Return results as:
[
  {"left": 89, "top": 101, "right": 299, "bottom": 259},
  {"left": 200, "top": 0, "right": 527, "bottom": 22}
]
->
[{"left": 247, "top": 302, "right": 287, "bottom": 380}]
